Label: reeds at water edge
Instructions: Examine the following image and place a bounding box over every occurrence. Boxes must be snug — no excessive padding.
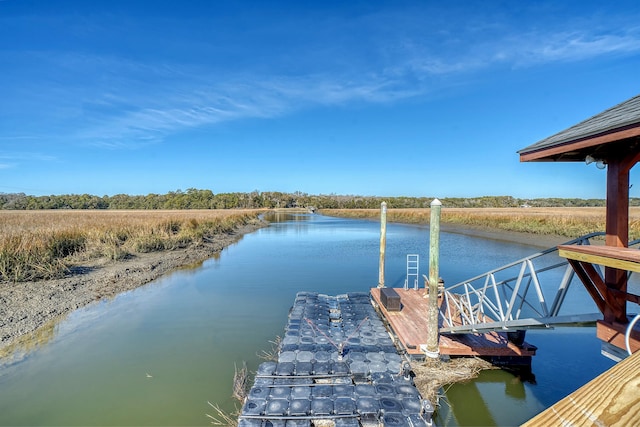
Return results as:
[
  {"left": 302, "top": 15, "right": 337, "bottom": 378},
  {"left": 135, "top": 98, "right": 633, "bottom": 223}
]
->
[
  {"left": 0, "top": 210, "right": 263, "bottom": 282},
  {"left": 321, "top": 207, "right": 640, "bottom": 240}
]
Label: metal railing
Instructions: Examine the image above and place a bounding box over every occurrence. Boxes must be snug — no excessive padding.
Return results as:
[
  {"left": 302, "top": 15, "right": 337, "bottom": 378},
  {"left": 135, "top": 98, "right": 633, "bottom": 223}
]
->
[
  {"left": 404, "top": 254, "right": 420, "bottom": 290},
  {"left": 439, "top": 232, "right": 640, "bottom": 334}
]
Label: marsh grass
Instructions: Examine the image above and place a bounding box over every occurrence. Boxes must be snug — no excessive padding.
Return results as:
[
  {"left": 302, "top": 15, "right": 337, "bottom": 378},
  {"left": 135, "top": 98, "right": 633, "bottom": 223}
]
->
[
  {"left": 412, "top": 357, "right": 496, "bottom": 407},
  {"left": 321, "top": 207, "right": 640, "bottom": 240},
  {"left": 205, "top": 401, "right": 239, "bottom": 426},
  {"left": 0, "top": 210, "right": 263, "bottom": 282},
  {"left": 233, "top": 362, "right": 248, "bottom": 402},
  {"left": 257, "top": 336, "right": 282, "bottom": 361}
]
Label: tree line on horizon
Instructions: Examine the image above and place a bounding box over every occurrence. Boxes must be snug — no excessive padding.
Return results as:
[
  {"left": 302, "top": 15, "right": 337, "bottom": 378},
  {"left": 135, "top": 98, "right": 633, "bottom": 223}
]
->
[{"left": 0, "top": 189, "right": 635, "bottom": 211}]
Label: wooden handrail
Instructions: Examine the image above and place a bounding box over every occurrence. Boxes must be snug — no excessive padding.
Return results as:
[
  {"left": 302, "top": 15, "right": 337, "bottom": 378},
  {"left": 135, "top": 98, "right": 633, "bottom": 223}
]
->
[{"left": 557, "top": 244, "right": 640, "bottom": 273}]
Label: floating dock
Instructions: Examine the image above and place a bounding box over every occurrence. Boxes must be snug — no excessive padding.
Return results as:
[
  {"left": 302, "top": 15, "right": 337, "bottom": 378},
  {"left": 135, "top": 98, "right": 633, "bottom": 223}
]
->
[
  {"left": 238, "top": 292, "right": 435, "bottom": 426},
  {"left": 370, "top": 288, "right": 537, "bottom": 363}
]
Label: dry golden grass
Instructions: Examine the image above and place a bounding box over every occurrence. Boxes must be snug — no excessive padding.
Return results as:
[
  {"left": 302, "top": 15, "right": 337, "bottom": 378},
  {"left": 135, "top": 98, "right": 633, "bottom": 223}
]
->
[
  {"left": 412, "top": 357, "right": 496, "bottom": 406},
  {"left": 321, "top": 207, "right": 640, "bottom": 240},
  {"left": 0, "top": 210, "right": 264, "bottom": 282}
]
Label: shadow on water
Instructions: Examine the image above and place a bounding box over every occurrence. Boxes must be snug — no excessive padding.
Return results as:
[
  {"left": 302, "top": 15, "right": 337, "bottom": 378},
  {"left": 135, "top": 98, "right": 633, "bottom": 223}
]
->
[
  {"left": 436, "top": 369, "right": 543, "bottom": 427},
  {"left": 435, "top": 323, "right": 615, "bottom": 426}
]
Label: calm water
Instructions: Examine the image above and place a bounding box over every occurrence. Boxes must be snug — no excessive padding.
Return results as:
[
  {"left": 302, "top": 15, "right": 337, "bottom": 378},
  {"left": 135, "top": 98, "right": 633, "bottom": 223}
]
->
[{"left": 0, "top": 213, "right": 617, "bottom": 426}]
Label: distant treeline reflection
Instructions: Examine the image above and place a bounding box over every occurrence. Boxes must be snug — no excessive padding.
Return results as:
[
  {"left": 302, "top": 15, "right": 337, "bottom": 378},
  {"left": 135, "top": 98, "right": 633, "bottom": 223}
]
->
[{"left": 0, "top": 189, "right": 634, "bottom": 210}]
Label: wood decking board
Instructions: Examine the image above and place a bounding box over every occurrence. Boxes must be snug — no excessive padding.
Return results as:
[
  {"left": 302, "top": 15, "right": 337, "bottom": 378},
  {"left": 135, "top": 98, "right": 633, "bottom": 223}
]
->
[
  {"left": 370, "top": 288, "right": 537, "bottom": 357},
  {"left": 521, "top": 349, "right": 640, "bottom": 427}
]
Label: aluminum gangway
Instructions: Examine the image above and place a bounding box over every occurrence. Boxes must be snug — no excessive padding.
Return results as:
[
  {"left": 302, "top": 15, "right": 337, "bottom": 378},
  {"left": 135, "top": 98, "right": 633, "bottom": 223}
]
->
[{"left": 439, "top": 232, "right": 640, "bottom": 335}]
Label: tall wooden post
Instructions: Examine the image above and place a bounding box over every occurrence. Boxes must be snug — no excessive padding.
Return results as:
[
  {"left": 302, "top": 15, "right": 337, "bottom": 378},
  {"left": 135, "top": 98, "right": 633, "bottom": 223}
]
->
[
  {"left": 425, "top": 198, "right": 441, "bottom": 358},
  {"left": 602, "top": 154, "right": 640, "bottom": 323},
  {"left": 378, "top": 202, "right": 387, "bottom": 288},
  {"left": 605, "top": 158, "right": 630, "bottom": 249}
]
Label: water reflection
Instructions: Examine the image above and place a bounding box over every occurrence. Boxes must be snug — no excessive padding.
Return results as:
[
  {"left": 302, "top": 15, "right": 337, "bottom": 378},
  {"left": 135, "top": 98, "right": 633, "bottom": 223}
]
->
[
  {"left": 0, "top": 317, "right": 61, "bottom": 370},
  {"left": 436, "top": 368, "right": 544, "bottom": 426},
  {"left": 263, "top": 212, "right": 315, "bottom": 223},
  {"left": 262, "top": 212, "right": 317, "bottom": 236}
]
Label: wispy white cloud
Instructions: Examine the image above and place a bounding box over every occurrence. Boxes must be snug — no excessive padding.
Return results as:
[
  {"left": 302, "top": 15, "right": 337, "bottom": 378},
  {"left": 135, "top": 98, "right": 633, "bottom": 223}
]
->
[
  {"left": 0, "top": 152, "right": 57, "bottom": 162},
  {"left": 70, "top": 26, "right": 640, "bottom": 146},
  {"left": 390, "top": 25, "right": 640, "bottom": 78},
  {"left": 74, "top": 70, "right": 430, "bottom": 148},
  {"left": 0, "top": 135, "right": 44, "bottom": 140},
  {"left": 513, "top": 29, "right": 640, "bottom": 65},
  {"left": 3, "top": 6, "right": 640, "bottom": 151},
  {"left": 0, "top": 152, "right": 55, "bottom": 171}
]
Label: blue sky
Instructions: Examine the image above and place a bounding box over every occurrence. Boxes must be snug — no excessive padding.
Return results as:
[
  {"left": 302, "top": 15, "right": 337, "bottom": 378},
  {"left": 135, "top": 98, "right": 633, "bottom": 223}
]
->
[{"left": 2, "top": 1, "right": 640, "bottom": 199}]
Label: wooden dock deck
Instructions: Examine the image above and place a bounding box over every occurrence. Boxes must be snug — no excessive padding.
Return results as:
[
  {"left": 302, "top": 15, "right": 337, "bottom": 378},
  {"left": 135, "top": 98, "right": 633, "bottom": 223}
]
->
[
  {"left": 521, "top": 349, "right": 640, "bottom": 426},
  {"left": 370, "top": 288, "right": 537, "bottom": 359}
]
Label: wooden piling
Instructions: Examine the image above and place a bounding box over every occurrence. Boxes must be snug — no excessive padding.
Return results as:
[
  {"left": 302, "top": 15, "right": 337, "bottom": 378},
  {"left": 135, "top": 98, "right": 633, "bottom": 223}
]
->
[
  {"left": 378, "top": 201, "right": 387, "bottom": 288},
  {"left": 425, "top": 198, "right": 441, "bottom": 358}
]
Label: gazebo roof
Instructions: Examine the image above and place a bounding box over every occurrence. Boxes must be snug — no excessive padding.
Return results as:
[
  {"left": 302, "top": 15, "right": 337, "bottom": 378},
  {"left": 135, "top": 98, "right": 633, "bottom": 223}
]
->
[
  {"left": 519, "top": 94, "right": 640, "bottom": 162},
  {"left": 517, "top": 93, "right": 640, "bottom": 342}
]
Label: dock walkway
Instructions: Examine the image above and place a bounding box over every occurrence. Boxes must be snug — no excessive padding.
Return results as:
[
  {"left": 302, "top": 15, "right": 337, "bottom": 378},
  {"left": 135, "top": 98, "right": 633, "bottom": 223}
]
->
[
  {"left": 370, "top": 288, "right": 537, "bottom": 361},
  {"left": 238, "top": 292, "right": 435, "bottom": 426}
]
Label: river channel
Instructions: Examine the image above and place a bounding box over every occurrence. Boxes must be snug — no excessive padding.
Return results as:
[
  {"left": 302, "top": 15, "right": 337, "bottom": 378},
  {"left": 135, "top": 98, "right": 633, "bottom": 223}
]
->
[{"left": 0, "top": 213, "right": 617, "bottom": 426}]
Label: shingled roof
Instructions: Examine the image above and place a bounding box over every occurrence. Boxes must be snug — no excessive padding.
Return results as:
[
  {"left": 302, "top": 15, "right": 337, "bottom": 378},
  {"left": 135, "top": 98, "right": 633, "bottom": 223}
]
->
[{"left": 519, "top": 94, "right": 640, "bottom": 162}]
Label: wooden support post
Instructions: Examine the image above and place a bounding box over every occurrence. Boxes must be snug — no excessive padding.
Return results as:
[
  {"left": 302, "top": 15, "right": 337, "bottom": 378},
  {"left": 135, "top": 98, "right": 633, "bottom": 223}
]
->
[
  {"left": 378, "top": 201, "right": 387, "bottom": 288},
  {"left": 605, "top": 158, "right": 630, "bottom": 248},
  {"left": 564, "top": 153, "right": 640, "bottom": 328},
  {"left": 425, "top": 198, "right": 441, "bottom": 358},
  {"left": 604, "top": 157, "right": 632, "bottom": 323}
]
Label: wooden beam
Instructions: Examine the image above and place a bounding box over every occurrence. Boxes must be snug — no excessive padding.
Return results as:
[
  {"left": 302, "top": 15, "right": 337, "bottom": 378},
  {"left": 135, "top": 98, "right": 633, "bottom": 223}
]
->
[
  {"left": 563, "top": 256, "right": 628, "bottom": 321},
  {"left": 558, "top": 245, "right": 640, "bottom": 273},
  {"left": 596, "top": 320, "right": 640, "bottom": 354},
  {"left": 519, "top": 125, "right": 640, "bottom": 162},
  {"left": 621, "top": 151, "right": 640, "bottom": 172},
  {"left": 567, "top": 259, "right": 607, "bottom": 315}
]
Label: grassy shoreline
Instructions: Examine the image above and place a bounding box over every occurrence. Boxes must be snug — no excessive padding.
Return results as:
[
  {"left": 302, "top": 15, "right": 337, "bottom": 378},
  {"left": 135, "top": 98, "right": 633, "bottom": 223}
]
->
[
  {"left": 0, "top": 209, "right": 266, "bottom": 282},
  {"left": 4, "top": 206, "right": 640, "bottom": 283},
  {"left": 0, "top": 206, "right": 633, "bottom": 354},
  {"left": 320, "top": 207, "right": 640, "bottom": 241}
]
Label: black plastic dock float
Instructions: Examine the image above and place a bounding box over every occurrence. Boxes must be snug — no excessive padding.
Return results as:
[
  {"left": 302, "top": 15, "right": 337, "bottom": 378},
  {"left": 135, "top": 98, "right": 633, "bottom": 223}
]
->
[{"left": 238, "top": 292, "right": 435, "bottom": 426}]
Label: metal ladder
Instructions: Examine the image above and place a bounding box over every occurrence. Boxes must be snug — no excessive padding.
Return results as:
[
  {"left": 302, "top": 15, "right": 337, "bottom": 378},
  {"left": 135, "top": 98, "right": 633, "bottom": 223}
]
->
[{"left": 404, "top": 254, "right": 420, "bottom": 290}]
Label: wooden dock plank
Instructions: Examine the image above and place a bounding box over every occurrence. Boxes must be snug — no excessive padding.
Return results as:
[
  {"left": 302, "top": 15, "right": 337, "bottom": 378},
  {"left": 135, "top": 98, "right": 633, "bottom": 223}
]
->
[
  {"left": 521, "top": 350, "right": 640, "bottom": 427},
  {"left": 370, "top": 288, "right": 536, "bottom": 357}
]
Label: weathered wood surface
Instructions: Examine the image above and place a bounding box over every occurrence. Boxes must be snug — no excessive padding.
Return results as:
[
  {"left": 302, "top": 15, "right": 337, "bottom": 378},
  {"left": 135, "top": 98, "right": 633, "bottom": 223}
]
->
[
  {"left": 521, "top": 349, "right": 640, "bottom": 427},
  {"left": 597, "top": 320, "right": 640, "bottom": 354},
  {"left": 558, "top": 244, "right": 640, "bottom": 273},
  {"left": 559, "top": 243, "right": 640, "bottom": 325},
  {"left": 370, "top": 288, "right": 536, "bottom": 357}
]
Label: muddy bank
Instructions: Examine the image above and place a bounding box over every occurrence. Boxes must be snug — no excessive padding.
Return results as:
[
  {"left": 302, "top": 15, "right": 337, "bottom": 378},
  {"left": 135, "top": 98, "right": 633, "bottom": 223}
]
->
[{"left": 0, "top": 220, "right": 266, "bottom": 353}]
